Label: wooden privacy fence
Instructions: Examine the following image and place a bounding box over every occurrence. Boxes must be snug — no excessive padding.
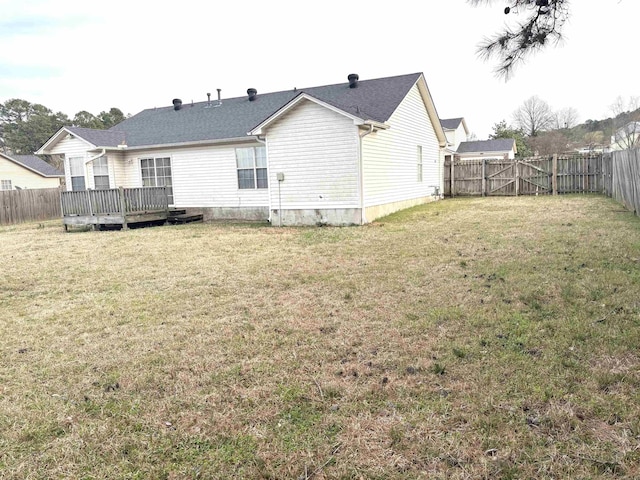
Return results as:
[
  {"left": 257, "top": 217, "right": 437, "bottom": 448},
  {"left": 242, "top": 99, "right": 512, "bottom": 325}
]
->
[
  {"left": 445, "top": 154, "right": 606, "bottom": 197},
  {"left": 604, "top": 150, "right": 640, "bottom": 215},
  {"left": 0, "top": 188, "right": 62, "bottom": 226}
]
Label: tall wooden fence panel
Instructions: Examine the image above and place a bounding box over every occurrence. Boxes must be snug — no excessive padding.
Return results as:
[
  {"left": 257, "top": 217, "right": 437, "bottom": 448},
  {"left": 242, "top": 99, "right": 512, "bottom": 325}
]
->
[
  {"left": 606, "top": 150, "right": 640, "bottom": 215},
  {"left": 0, "top": 188, "right": 62, "bottom": 225}
]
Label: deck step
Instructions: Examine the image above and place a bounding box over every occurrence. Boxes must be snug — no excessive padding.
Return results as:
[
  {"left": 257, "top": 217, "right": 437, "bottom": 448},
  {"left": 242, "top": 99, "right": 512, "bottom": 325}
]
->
[
  {"left": 168, "top": 213, "right": 204, "bottom": 225},
  {"left": 168, "top": 209, "right": 187, "bottom": 216}
]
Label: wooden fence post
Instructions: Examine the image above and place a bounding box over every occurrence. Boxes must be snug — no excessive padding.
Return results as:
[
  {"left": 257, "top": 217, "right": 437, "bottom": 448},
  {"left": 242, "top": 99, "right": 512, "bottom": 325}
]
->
[
  {"left": 552, "top": 154, "right": 558, "bottom": 195},
  {"left": 481, "top": 158, "right": 486, "bottom": 197},
  {"left": 118, "top": 186, "right": 128, "bottom": 230},
  {"left": 451, "top": 158, "right": 456, "bottom": 197},
  {"left": 515, "top": 160, "right": 520, "bottom": 196}
]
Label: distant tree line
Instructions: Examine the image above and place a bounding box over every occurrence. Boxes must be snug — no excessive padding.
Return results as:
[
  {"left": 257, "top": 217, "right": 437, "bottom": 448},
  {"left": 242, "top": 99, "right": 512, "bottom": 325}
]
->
[
  {"left": 0, "top": 99, "right": 126, "bottom": 161},
  {"left": 489, "top": 95, "right": 640, "bottom": 157}
]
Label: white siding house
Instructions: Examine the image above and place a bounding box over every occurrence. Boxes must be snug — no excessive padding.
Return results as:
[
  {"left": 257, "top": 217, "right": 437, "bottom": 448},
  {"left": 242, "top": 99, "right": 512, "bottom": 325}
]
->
[
  {"left": 37, "top": 73, "right": 447, "bottom": 226},
  {"left": 0, "top": 153, "right": 63, "bottom": 190}
]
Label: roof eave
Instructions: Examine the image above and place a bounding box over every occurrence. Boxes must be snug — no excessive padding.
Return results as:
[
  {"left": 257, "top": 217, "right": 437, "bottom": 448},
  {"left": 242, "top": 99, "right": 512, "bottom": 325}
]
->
[
  {"left": 36, "top": 126, "right": 97, "bottom": 154},
  {"left": 413, "top": 75, "right": 448, "bottom": 148}
]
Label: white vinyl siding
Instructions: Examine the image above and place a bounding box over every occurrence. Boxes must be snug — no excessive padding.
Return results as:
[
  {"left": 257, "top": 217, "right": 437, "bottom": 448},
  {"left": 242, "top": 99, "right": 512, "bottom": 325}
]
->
[
  {"left": 265, "top": 99, "right": 359, "bottom": 209},
  {"left": 362, "top": 84, "right": 440, "bottom": 208},
  {"left": 123, "top": 143, "right": 268, "bottom": 208}
]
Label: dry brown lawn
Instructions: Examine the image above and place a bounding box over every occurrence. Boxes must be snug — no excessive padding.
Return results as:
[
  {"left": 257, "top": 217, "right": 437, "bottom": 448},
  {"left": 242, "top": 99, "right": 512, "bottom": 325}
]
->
[{"left": 1, "top": 195, "right": 639, "bottom": 479}]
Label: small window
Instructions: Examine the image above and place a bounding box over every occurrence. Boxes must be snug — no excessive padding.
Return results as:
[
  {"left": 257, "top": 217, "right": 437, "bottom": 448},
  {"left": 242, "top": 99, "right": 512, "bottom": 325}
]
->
[
  {"left": 236, "top": 146, "right": 267, "bottom": 189},
  {"left": 417, "top": 146, "right": 423, "bottom": 182},
  {"left": 93, "top": 156, "right": 110, "bottom": 190},
  {"left": 69, "top": 157, "right": 86, "bottom": 191},
  {"left": 1, "top": 179, "right": 12, "bottom": 190}
]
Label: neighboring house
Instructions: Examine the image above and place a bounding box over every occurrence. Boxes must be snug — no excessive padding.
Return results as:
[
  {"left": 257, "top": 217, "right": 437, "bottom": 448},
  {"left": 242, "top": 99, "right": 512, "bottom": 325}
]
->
[
  {"left": 611, "top": 121, "right": 640, "bottom": 151},
  {"left": 0, "top": 152, "right": 63, "bottom": 190},
  {"left": 440, "top": 118, "right": 469, "bottom": 152},
  {"left": 37, "top": 73, "right": 447, "bottom": 226},
  {"left": 455, "top": 139, "right": 517, "bottom": 161}
]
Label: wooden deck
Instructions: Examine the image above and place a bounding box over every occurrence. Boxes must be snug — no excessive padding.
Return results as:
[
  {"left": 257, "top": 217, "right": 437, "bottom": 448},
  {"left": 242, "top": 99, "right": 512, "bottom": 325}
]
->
[{"left": 60, "top": 187, "right": 170, "bottom": 230}]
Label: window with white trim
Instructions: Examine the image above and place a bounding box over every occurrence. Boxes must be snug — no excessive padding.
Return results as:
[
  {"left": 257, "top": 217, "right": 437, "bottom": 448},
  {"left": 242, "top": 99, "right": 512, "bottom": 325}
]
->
[
  {"left": 236, "top": 146, "right": 267, "bottom": 189},
  {"left": 1, "top": 179, "right": 12, "bottom": 190},
  {"left": 69, "top": 157, "right": 86, "bottom": 191},
  {"left": 417, "top": 145, "right": 423, "bottom": 182},
  {"left": 140, "top": 157, "right": 173, "bottom": 204},
  {"left": 92, "top": 156, "right": 110, "bottom": 190}
]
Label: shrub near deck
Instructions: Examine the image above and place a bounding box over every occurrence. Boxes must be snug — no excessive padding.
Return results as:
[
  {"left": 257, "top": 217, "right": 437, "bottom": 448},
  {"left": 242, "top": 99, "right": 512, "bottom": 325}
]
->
[{"left": 0, "top": 196, "right": 639, "bottom": 479}]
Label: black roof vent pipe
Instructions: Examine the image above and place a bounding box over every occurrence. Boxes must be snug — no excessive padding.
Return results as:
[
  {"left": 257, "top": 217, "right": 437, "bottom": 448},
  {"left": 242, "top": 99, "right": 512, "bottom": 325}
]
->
[
  {"left": 172, "top": 98, "right": 182, "bottom": 111},
  {"left": 348, "top": 73, "right": 359, "bottom": 88},
  {"left": 216, "top": 88, "right": 222, "bottom": 106},
  {"left": 247, "top": 88, "right": 257, "bottom": 101}
]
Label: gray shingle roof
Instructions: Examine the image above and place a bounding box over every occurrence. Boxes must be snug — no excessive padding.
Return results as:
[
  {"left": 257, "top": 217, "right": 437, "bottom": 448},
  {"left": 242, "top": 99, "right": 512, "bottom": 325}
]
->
[
  {"left": 440, "top": 118, "right": 464, "bottom": 130},
  {"left": 107, "top": 73, "right": 423, "bottom": 148},
  {"left": 9, "top": 154, "right": 64, "bottom": 177},
  {"left": 457, "top": 139, "right": 516, "bottom": 154},
  {"left": 66, "top": 127, "right": 126, "bottom": 148}
]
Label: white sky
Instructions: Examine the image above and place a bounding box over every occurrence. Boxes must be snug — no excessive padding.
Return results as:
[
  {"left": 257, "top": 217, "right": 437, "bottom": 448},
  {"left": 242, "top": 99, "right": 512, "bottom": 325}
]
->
[{"left": 0, "top": 0, "right": 637, "bottom": 139}]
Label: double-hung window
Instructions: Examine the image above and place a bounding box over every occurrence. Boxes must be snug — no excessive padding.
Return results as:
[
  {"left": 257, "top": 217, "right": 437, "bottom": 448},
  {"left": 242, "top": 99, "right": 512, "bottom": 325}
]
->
[
  {"left": 140, "top": 157, "right": 173, "bottom": 204},
  {"left": 69, "top": 157, "right": 86, "bottom": 191},
  {"left": 1, "top": 179, "right": 12, "bottom": 190},
  {"left": 92, "top": 156, "right": 110, "bottom": 190},
  {"left": 236, "top": 146, "right": 267, "bottom": 189},
  {"left": 417, "top": 146, "right": 423, "bottom": 182}
]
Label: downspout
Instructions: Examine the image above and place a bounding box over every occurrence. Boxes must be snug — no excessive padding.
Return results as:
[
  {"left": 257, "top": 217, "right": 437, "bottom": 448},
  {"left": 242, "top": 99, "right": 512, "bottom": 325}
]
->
[
  {"left": 358, "top": 124, "right": 375, "bottom": 225},
  {"left": 84, "top": 148, "right": 106, "bottom": 190},
  {"left": 85, "top": 148, "right": 106, "bottom": 164},
  {"left": 255, "top": 137, "right": 270, "bottom": 223}
]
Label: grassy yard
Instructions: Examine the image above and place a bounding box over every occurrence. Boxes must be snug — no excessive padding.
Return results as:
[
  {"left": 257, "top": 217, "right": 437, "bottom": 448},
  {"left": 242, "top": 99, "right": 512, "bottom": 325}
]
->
[{"left": 1, "top": 196, "right": 639, "bottom": 479}]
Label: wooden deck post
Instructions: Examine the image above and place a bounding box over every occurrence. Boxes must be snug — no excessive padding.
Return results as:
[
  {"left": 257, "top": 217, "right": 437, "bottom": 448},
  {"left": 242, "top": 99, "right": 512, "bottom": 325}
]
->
[
  {"left": 552, "top": 154, "right": 558, "bottom": 195},
  {"left": 118, "top": 186, "right": 128, "bottom": 230}
]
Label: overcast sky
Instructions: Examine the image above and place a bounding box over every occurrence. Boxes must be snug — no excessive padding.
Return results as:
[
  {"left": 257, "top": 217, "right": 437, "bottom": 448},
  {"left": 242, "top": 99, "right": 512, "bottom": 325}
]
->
[{"left": 1, "top": 0, "right": 637, "bottom": 139}]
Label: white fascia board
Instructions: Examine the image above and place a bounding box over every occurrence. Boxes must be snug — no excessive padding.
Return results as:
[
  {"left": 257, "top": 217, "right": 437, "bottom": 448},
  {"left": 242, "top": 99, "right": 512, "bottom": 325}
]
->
[
  {"left": 416, "top": 75, "right": 448, "bottom": 148},
  {"left": 35, "top": 126, "right": 97, "bottom": 154},
  {"left": 248, "top": 93, "right": 366, "bottom": 135}
]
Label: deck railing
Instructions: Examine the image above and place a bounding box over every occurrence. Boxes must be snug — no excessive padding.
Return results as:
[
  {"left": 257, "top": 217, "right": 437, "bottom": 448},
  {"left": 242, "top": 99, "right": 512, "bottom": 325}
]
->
[{"left": 61, "top": 187, "right": 169, "bottom": 217}]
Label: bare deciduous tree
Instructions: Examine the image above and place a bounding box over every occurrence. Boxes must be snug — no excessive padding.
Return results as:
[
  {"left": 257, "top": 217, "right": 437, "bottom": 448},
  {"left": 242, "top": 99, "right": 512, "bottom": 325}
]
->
[
  {"left": 513, "top": 96, "right": 553, "bottom": 137},
  {"left": 610, "top": 96, "right": 640, "bottom": 150},
  {"left": 554, "top": 107, "right": 579, "bottom": 130},
  {"left": 468, "top": 0, "right": 570, "bottom": 78}
]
